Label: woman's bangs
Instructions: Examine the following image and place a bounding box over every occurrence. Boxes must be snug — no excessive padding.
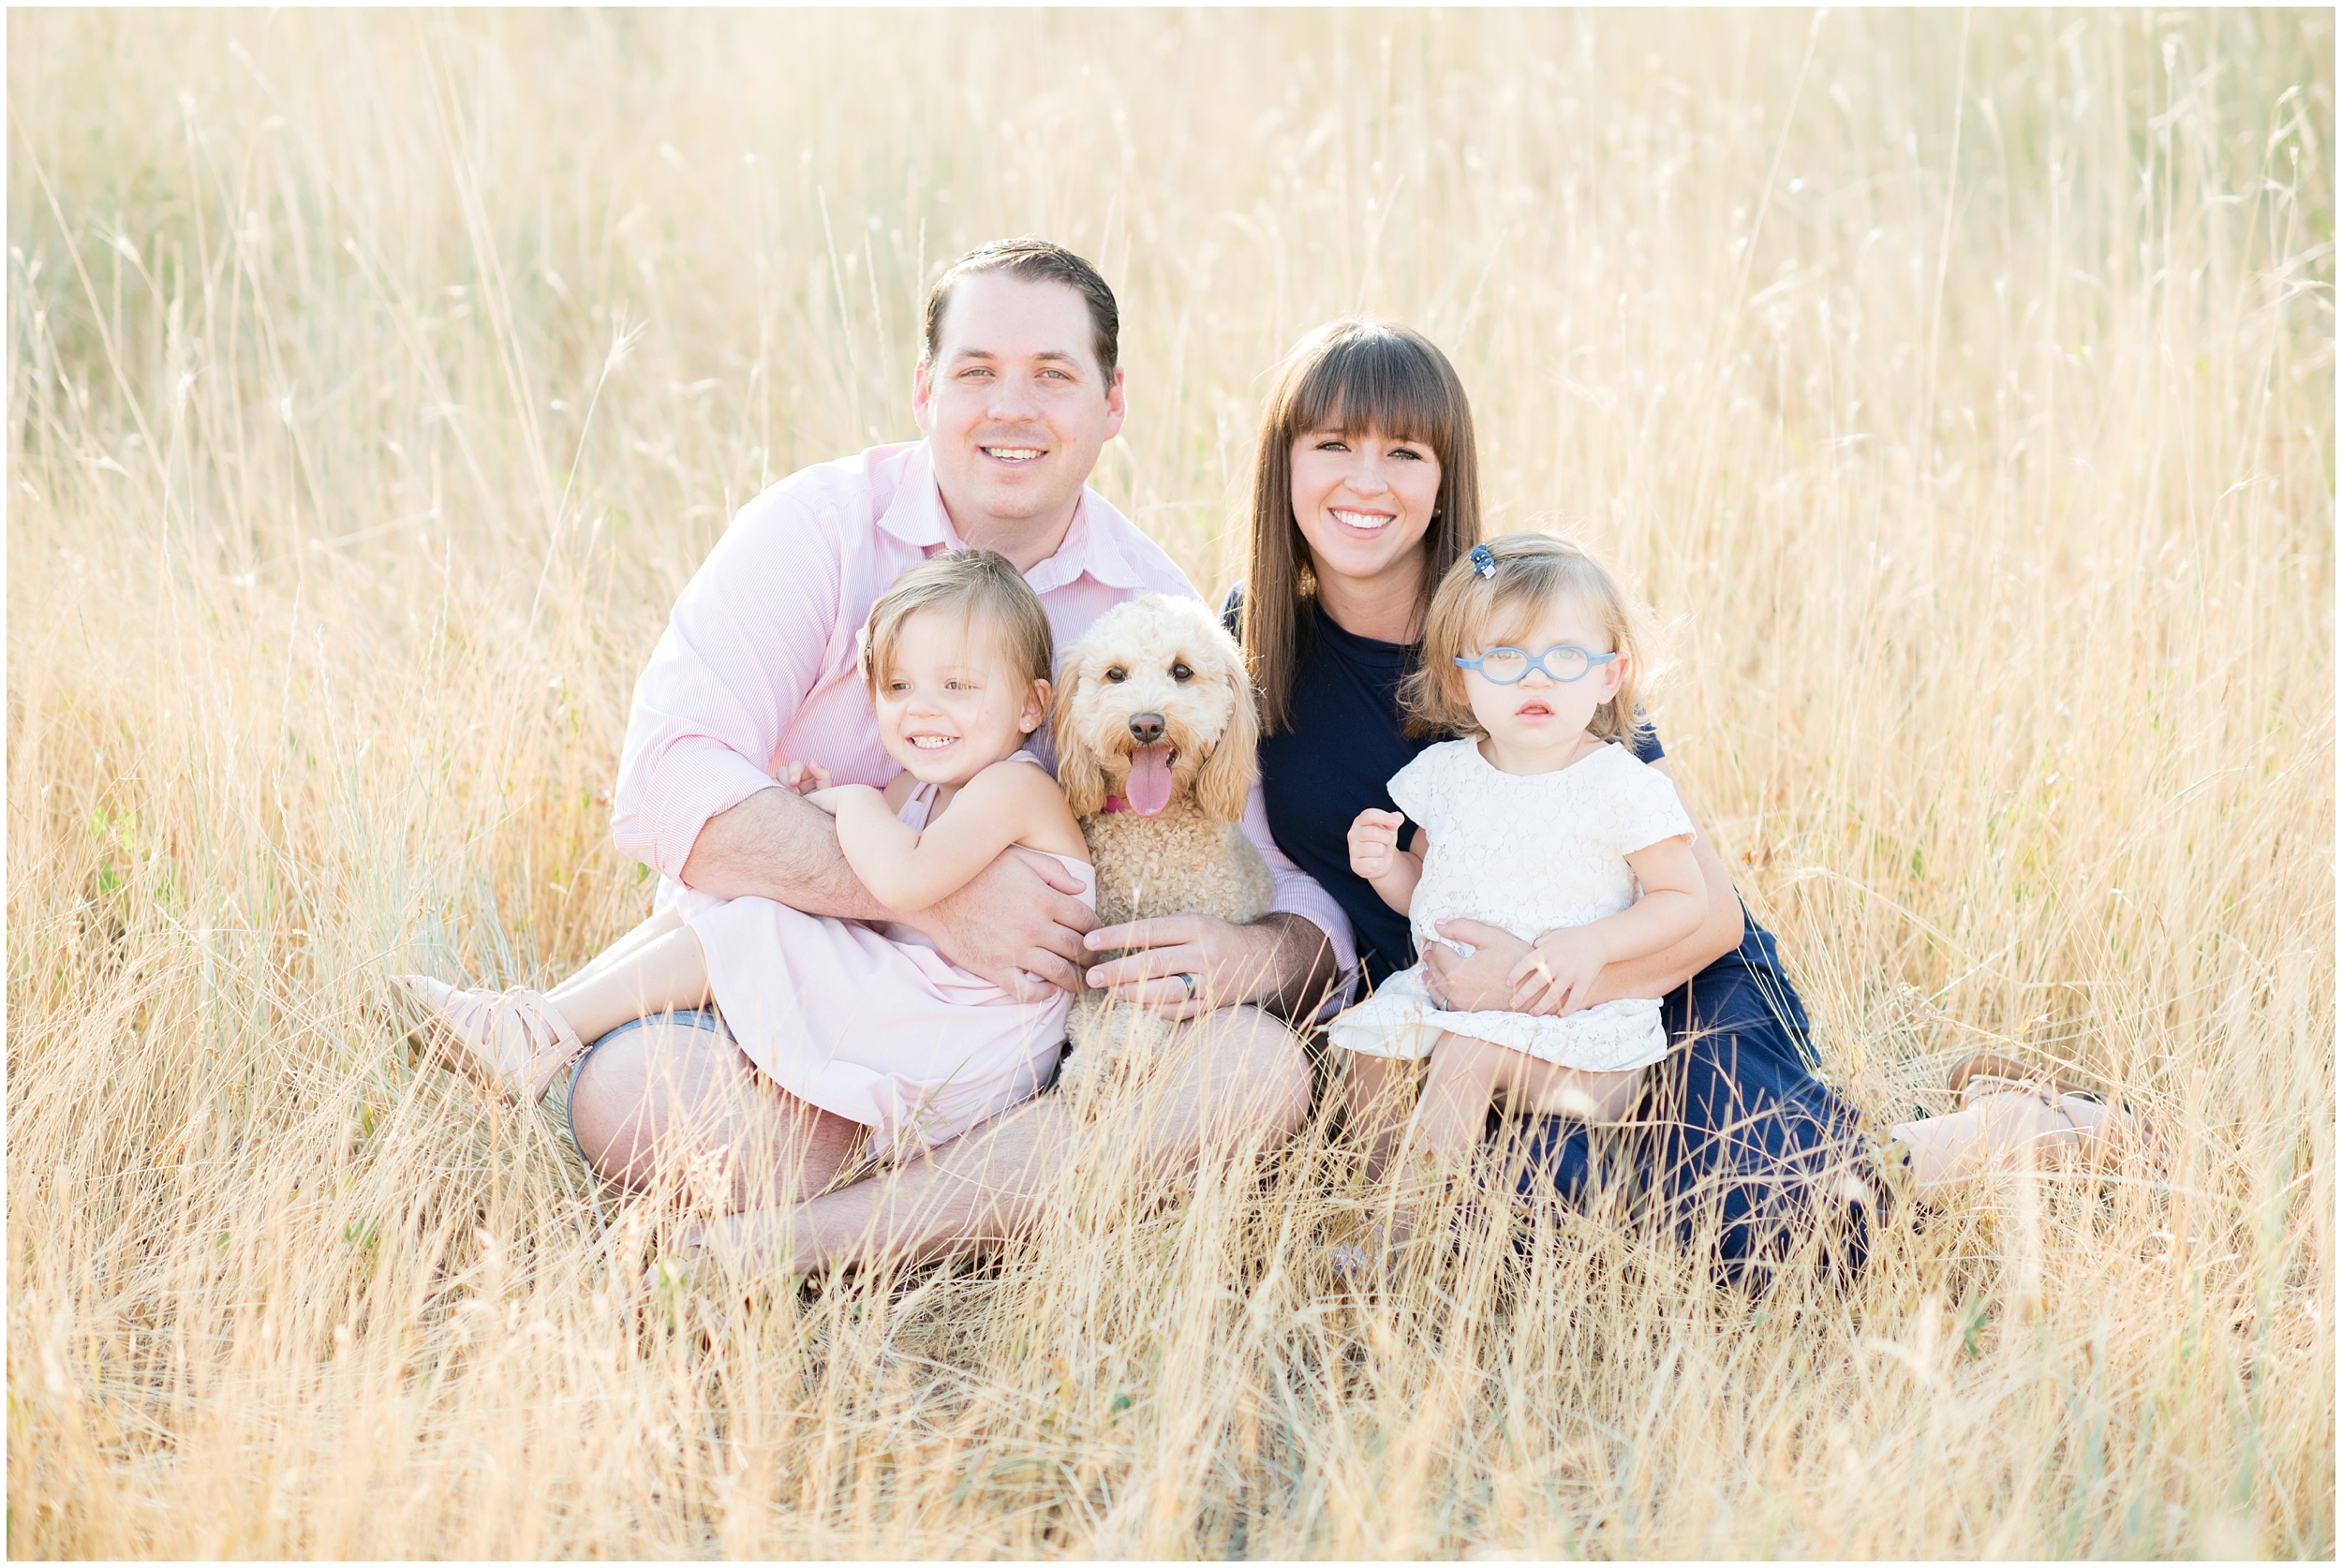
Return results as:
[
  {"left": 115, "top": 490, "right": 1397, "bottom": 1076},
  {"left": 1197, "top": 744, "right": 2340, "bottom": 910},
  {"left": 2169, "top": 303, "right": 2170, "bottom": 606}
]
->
[{"left": 1288, "top": 330, "right": 1457, "bottom": 452}]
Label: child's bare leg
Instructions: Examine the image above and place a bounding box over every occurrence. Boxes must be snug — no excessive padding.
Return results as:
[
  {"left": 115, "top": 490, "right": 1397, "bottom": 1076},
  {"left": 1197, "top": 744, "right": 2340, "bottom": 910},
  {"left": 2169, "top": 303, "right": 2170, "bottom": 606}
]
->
[
  {"left": 544, "top": 923, "right": 714, "bottom": 1043},
  {"left": 397, "top": 915, "right": 716, "bottom": 1107},
  {"left": 1407, "top": 1031, "right": 1522, "bottom": 1161},
  {"left": 1358, "top": 1032, "right": 1517, "bottom": 1254},
  {"left": 1402, "top": 1039, "right": 1640, "bottom": 1239},
  {"left": 1334, "top": 1038, "right": 1643, "bottom": 1272},
  {"left": 564, "top": 904, "right": 689, "bottom": 987},
  {"left": 1502, "top": 1058, "right": 1645, "bottom": 1124},
  {"left": 1340, "top": 1052, "right": 1424, "bottom": 1184}
]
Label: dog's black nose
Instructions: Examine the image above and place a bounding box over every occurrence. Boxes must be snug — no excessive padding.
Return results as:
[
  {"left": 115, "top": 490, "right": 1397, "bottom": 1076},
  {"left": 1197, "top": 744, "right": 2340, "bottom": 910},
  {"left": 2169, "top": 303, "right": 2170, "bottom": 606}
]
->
[{"left": 1128, "top": 713, "right": 1165, "bottom": 746}]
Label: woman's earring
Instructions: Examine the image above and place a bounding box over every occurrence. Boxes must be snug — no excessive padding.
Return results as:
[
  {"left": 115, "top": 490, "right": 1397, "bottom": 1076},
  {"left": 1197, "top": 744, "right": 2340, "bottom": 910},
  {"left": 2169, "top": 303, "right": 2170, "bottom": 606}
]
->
[{"left": 1297, "top": 560, "right": 1319, "bottom": 597}]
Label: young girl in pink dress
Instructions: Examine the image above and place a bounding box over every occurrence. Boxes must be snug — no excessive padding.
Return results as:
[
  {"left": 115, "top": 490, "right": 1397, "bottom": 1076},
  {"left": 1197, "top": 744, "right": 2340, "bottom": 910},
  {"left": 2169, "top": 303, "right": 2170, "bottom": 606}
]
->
[{"left": 397, "top": 550, "right": 1095, "bottom": 1165}]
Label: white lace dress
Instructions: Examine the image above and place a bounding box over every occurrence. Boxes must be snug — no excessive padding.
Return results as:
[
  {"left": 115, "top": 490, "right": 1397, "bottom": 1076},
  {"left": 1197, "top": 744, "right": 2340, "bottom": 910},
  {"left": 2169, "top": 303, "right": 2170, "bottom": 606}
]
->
[{"left": 1327, "top": 739, "right": 1695, "bottom": 1072}]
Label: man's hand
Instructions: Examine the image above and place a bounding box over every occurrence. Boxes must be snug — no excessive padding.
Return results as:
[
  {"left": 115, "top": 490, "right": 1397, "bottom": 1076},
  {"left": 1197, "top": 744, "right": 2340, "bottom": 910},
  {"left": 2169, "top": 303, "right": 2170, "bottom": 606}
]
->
[
  {"left": 909, "top": 848, "right": 1097, "bottom": 1001},
  {"left": 1077, "top": 913, "right": 1301, "bottom": 1022},
  {"left": 1509, "top": 926, "right": 1608, "bottom": 1015}
]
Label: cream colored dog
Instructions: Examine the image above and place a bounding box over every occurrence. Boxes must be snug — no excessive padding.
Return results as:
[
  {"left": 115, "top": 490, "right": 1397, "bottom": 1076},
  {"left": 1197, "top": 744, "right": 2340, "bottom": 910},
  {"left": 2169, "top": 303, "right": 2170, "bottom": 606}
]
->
[{"left": 1052, "top": 594, "right": 1274, "bottom": 1101}]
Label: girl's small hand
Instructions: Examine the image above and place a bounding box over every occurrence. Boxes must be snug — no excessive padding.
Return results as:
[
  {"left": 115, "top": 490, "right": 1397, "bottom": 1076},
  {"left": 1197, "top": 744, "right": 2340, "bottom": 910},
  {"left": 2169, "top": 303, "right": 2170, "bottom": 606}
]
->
[
  {"left": 1348, "top": 808, "right": 1406, "bottom": 880},
  {"left": 780, "top": 759, "right": 835, "bottom": 794},
  {"left": 1510, "top": 928, "right": 1608, "bottom": 1015},
  {"left": 804, "top": 781, "right": 877, "bottom": 817}
]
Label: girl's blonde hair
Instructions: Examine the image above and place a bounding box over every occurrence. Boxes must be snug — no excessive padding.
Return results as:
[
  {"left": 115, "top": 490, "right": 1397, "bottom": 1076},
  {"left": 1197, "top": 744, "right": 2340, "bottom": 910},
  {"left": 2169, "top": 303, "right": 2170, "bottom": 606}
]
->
[
  {"left": 860, "top": 549, "right": 1055, "bottom": 696},
  {"left": 1400, "top": 532, "right": 1653, "bottom": 747}
]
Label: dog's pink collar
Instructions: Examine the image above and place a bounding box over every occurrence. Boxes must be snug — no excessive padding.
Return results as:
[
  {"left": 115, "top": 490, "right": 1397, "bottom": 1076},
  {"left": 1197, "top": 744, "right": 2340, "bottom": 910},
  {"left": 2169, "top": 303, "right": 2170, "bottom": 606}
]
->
[{"left": 1103, "top": 795, "right": 1129, "bottom": 813}]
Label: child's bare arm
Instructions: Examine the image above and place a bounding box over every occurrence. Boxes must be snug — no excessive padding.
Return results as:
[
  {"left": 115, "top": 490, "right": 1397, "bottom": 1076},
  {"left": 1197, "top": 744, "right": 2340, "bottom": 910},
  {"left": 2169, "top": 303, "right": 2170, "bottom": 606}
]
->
[
  {"left": 1348, "top": 808, "right": 1424, "bottom": 914},
  {"left": 1510, "top": 835, "right": 1707, "bottom": 1014},
  {"left": 831, "top": 763, "right": 1078, "bottom": 914}
]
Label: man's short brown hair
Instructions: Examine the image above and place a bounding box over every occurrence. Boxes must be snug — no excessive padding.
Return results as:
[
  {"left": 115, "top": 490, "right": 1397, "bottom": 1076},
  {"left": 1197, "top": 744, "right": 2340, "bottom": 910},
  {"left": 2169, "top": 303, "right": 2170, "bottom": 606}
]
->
[{"left": 921, "top": 238, "right": 1119, "bottom": 378}]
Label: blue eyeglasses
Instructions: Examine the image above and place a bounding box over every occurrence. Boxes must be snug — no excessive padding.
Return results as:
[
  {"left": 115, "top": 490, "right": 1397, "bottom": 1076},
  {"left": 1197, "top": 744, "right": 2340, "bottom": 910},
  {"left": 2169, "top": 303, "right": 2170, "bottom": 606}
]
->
[{"left": 1453, "top": 643, "right": 1619, "bottom": 685}]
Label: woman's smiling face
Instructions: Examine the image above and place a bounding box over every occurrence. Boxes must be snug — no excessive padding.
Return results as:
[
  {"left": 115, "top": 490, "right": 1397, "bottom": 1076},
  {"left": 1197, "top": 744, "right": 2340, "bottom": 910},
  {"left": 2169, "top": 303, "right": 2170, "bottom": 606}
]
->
[{"left": 1288, "top": 423, "right": 1444, "bottom": 595}]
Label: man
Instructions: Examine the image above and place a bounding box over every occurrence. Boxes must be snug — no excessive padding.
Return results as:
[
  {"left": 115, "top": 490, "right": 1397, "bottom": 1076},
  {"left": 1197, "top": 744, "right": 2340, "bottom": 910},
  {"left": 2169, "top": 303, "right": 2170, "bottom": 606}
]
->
[{"left": 570, "top": 238, "right": 1353, "bottom": 1276}]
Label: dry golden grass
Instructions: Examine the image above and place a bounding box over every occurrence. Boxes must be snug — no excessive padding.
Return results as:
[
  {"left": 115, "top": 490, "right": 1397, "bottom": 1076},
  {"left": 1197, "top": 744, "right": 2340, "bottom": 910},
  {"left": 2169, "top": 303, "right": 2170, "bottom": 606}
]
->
[{"left": 7, "top": 8, "right": 2333, "bottom": 1558}]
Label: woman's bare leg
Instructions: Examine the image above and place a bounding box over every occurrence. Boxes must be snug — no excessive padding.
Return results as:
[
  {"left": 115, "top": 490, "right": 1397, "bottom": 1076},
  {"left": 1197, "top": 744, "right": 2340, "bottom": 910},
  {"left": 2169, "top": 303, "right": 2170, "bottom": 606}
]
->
[
  {"left": 1890, "top": 1090, "right": 2112, "bottom": 1197},
  {"left": 569, "top": 1015, "right": 866, "bottom": 1212}
]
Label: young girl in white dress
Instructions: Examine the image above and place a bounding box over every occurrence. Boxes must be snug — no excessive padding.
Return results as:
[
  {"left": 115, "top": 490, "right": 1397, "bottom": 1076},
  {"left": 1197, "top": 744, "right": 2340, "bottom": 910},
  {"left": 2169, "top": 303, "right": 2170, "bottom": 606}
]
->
[
  {"left": 396, "top": 550, "right": 1095, "bottom": 1166},
  {"left": 1329, "top": 532, "right": 1706, "bottom": 1194}
]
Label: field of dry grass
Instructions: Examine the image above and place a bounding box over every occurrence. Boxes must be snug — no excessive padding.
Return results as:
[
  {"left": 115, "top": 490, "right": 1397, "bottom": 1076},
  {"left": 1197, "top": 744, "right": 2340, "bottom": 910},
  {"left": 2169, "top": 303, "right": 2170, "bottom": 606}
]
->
[{"left": 7, "top": 8, "right": 2333, "bottom": 1558}]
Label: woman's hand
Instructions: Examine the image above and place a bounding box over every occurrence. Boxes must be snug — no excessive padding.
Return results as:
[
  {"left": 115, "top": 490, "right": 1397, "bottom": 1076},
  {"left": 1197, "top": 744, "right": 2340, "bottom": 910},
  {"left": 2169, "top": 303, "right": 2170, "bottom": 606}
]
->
[
  {"left": 1079, "top": 913, "right": 1288, "bottom": 1022},
  {"left": 1418, "top": 918, "right": 1535, "bottom": 1012},
  {"left": 1509, "top": 927, "right": 1608, "bottom": 1015},
  {"left": 1347, "top": 807, "right": 1405, "bottom": 880}
]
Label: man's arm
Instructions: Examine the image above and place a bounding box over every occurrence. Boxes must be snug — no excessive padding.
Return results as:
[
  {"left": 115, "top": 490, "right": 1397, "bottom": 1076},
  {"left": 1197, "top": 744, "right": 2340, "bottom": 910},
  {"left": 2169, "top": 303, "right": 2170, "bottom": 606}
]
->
[
  {"left": 610, "top": 481, "right": 847, "bottom": 884},
  {"left": 681, "top": 787, "right": 1099, "bottom": 998},
  {"left": 1248, "top": 910, "right": 1342, "bottom": 1019},
  {"left": 678, "top": 785, "right": 890, "bottom": 919}
]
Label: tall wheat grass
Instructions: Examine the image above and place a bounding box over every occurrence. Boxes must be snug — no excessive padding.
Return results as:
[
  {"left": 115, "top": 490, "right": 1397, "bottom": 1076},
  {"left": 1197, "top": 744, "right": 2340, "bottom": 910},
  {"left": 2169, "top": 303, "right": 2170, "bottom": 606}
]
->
[{"left": 8, "top": 8, "right": 2333, "bottom": 1558}]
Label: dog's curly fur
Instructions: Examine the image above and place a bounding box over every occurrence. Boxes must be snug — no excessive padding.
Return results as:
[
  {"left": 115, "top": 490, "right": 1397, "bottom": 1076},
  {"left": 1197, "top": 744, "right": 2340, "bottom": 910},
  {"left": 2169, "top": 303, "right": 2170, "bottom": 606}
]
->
[{"left": 1053, "top": 595, "right": 1274, "bottom": 1102}]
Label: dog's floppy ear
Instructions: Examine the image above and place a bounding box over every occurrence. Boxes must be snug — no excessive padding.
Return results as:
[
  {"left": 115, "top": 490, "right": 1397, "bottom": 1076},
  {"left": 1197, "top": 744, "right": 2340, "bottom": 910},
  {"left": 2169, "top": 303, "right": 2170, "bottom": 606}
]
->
[
  {"left": 1052, "top": 648, "right": 1111, "bottom": 818},
  {"left": 1193, "top": 630, "right": 1261, "bottom": 822}
]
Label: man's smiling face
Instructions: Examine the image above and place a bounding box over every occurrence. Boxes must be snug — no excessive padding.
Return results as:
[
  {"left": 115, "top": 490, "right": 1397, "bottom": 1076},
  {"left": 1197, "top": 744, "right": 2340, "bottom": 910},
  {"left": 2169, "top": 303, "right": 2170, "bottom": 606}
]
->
[{"left": 912, "top": 271, "right": 1126, "bottom": 562}]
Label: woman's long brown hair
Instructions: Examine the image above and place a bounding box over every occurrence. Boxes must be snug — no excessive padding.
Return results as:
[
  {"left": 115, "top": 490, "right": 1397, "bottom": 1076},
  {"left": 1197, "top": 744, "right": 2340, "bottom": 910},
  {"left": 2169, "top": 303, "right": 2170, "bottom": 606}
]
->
[{"left": 1238, "top": 319, "right": 1483, "bottom": 734}]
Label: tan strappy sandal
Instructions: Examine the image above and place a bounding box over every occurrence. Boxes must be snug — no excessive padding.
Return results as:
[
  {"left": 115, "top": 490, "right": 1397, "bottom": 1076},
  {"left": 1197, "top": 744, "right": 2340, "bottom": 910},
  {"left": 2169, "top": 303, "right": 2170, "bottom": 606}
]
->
[
  {"left": 1947, "top": 1051, "right": 2166, "bottom": 1178},
  {"left": 393, "top": 975, "right": 587, "bottom": 1106}
]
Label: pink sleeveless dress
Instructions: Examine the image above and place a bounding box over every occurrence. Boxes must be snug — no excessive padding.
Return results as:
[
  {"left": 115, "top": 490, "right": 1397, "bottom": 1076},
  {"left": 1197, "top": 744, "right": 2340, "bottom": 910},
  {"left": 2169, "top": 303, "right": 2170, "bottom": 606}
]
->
[{"left": 673, "top": 753, "right": 1095, "bottom": 1162}]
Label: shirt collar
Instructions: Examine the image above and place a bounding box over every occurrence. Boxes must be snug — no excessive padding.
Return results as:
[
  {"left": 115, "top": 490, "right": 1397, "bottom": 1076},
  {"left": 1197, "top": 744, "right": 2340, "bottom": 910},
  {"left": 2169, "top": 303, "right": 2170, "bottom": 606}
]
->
[
  {"left": 872, "top": 443, "right": 956, "bottom": 551},
  {"left": 877, "top": 441, "right": 1153, "bottom": 593}
]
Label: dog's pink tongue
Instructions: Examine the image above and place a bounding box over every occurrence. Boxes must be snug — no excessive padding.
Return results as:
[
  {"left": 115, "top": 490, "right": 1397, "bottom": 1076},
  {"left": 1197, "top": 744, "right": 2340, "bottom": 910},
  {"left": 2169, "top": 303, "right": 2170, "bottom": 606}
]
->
[{"left": 1124, "top": 744, "right": 1175, "bottom": 817}]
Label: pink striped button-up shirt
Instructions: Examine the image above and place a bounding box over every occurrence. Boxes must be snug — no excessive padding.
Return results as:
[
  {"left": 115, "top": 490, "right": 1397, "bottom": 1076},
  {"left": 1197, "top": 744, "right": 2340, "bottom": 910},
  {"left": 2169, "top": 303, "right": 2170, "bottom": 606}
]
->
[{"left": 611, "top": 440, "right": 1356, "bottom": 971}]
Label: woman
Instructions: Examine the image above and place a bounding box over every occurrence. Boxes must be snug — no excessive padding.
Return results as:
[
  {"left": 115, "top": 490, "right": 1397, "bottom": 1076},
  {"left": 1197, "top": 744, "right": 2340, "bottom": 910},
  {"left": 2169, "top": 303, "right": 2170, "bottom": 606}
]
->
[{"left": 1217, "top": 319, "right": 2153, "bottom": 1285}]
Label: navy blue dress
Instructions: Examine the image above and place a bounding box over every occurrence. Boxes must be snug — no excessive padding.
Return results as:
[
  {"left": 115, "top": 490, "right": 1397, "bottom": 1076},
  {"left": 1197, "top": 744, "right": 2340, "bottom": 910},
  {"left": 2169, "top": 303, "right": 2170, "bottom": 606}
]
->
[{"left": 1230, "top": 588, "right": 1880, "bottom": 1287}]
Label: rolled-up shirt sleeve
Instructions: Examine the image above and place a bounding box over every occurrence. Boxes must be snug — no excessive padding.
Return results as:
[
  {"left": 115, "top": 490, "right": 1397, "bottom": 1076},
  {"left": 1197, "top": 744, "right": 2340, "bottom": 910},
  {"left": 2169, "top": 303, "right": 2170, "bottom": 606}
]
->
[
  {"left": 1240, "top": 780, "right": 1356, "bottom": 992},
  {"left": 611, "top": 493, "right": 842, "bottom": 880}
]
